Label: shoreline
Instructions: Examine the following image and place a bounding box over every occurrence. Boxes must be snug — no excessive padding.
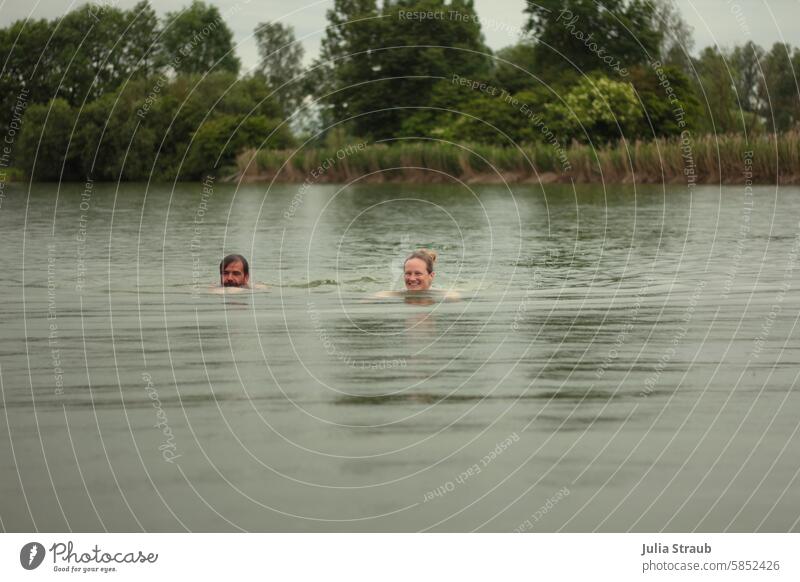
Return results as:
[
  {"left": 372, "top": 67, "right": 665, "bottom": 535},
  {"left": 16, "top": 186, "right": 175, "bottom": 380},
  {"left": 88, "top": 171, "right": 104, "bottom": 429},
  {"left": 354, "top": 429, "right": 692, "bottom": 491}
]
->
[
  {"left": 233, "top": 170, "right": 797, "bottom": 186},
  {"left": 235, "top": 132, "right": 800, "bottom": 186}
]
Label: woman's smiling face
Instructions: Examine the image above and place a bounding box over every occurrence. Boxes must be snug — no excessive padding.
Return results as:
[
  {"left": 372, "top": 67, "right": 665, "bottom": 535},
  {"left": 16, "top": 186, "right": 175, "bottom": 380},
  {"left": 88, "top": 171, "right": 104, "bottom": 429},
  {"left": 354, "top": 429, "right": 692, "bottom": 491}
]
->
[{"left": 404, "top": 257, "right": 434, "bottom": 291}]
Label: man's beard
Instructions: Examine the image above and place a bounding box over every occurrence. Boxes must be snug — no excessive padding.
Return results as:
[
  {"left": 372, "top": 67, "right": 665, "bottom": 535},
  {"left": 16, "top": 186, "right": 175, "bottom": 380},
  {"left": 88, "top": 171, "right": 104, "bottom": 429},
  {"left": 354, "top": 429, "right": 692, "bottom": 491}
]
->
[{"left": 223, "top": 281, "right": 245, "bottom": 287}]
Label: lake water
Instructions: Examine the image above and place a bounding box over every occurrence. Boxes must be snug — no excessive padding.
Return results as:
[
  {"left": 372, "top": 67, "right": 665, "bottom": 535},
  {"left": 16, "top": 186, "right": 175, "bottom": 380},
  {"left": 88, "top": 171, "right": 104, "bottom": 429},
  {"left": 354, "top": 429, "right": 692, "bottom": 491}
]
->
[{"left": 1, "top": 180, "right": 799, "bottom": 532}]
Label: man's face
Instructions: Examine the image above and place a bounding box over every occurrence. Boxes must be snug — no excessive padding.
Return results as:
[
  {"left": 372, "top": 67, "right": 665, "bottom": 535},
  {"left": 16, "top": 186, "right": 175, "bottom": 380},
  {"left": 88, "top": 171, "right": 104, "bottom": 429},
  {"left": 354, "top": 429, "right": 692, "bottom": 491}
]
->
[{"left": 221, "top": 260, "right": 249, "bottom": 287}]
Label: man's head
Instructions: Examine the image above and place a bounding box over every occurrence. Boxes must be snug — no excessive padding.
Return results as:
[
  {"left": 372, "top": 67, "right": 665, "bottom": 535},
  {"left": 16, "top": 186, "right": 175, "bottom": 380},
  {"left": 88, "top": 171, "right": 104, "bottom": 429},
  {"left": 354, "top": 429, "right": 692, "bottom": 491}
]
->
[{"left": 219, "top": 254, "right": 250, "bottom": 287}]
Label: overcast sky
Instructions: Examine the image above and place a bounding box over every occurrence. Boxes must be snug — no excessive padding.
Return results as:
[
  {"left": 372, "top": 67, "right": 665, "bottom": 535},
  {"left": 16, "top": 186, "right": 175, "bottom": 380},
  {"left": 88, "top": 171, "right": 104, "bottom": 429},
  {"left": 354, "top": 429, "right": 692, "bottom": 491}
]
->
[{"left": 1, "top": 0, "right": 798, "bottom": 72}]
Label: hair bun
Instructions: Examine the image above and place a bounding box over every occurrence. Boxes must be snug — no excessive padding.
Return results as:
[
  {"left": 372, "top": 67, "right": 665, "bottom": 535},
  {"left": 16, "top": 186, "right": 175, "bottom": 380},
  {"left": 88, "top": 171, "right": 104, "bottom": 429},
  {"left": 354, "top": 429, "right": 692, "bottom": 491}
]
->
[{"left": 417, "top": 248, "right": 437, "bottom": 263}]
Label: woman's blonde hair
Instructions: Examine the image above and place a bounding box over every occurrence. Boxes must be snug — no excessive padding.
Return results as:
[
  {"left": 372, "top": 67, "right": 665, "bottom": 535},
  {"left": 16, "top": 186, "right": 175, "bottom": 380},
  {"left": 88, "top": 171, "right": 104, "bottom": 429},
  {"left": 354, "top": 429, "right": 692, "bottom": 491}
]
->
[{"left": 404, "top": 248, "right": 438, "bottom": 273}]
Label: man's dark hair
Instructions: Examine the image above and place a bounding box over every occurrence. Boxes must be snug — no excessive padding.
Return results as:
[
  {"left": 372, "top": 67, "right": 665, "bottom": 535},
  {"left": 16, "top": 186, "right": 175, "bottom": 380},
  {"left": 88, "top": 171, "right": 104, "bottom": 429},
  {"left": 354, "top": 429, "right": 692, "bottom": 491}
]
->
[{"left": 219, "top": 254, "right": 249, "bottom": 275}]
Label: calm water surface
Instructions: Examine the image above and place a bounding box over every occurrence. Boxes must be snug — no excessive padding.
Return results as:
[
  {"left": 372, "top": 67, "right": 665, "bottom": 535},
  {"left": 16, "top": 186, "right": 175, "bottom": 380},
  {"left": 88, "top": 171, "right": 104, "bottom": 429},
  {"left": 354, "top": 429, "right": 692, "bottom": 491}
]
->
[{"left": 1, "top": 181, "right": 799, "bottom": 532}]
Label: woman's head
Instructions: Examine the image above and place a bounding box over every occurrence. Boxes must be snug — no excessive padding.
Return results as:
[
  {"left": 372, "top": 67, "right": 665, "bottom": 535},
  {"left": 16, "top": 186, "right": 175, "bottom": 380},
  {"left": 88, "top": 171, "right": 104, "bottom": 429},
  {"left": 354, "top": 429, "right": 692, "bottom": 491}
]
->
[{"left": 404, "top": 249, "right": 437, "bottom": 291}]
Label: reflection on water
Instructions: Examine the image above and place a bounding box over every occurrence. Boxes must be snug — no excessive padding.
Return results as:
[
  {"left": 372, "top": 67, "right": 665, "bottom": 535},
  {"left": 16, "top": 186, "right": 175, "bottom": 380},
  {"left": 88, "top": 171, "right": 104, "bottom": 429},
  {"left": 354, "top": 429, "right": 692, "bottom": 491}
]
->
[{"left": 1, "top": 181, "right": 799, "bottom": 532}]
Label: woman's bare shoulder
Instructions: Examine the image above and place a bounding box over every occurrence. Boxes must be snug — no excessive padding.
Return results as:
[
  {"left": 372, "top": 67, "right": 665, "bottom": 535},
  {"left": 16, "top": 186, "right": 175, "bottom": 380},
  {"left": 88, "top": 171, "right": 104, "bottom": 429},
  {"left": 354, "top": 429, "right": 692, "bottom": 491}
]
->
[
  {"left": 442, "top": 289, "right": 462, "bottom": 302},
  {"left": 372, "top": 290, "right": 403, "bottom": 299}
]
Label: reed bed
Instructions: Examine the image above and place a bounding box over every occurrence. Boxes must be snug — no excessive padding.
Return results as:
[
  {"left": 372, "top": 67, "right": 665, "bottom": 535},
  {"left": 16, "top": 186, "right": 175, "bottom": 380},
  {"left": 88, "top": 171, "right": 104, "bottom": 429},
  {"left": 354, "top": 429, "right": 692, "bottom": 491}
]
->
[{"left": 238, "top": 132, "right": 800, "bottom": 185}]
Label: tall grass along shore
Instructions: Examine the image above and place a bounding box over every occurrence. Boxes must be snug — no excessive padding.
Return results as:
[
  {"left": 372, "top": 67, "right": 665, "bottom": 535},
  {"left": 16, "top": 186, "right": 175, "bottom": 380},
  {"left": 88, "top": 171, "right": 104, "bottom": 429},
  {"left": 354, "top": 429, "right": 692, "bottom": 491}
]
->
[{"left": 237, "top": 132, "right": 800, "bottom": 185}]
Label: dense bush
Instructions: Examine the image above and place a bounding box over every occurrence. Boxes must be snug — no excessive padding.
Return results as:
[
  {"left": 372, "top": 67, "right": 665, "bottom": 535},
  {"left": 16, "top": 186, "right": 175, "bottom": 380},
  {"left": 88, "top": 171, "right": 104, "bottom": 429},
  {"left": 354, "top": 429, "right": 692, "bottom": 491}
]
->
[{"left": 16, "top": 73, "right": 290, "bottom": 180}]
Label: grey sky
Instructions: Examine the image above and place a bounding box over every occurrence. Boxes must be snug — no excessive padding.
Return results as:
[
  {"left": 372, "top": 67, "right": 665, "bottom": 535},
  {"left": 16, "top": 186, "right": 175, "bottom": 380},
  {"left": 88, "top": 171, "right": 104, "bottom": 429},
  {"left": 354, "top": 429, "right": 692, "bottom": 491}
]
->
[{"left": 0, "top": 0, "right": 798, "bottom": 72}]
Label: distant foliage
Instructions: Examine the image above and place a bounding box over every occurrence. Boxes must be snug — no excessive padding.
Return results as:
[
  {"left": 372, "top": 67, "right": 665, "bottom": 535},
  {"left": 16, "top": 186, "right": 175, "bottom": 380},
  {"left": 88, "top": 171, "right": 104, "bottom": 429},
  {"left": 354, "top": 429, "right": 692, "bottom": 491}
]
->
[
  {"left": 545, "top": 76, "right": 642, "bottom": 143},
  {"left": 161, "top": 1, "right": 240, "bottom": 75},
  {"left": 16, "top": 74, "right": 290, "bottom": 181},
  {"left": 0, "top": 2, "right": 161, "bottom": 120},
  {"left": 627, "top": 64, "right": 702, "bottom": 137},
  {"left": 2, "top": 2, "right": 282, "bottom": 180},
  {"left": 315, "top": 0, "right": 491, "bottom": 139},
  {"left": 522, "top": 0, "right": 662, "bottom": 77},
  {"left": 1, "top": 0, "right": 799, "bottom": 182},
  {"left": 254, "top": 22, "right": 306, "bottom": 116}
]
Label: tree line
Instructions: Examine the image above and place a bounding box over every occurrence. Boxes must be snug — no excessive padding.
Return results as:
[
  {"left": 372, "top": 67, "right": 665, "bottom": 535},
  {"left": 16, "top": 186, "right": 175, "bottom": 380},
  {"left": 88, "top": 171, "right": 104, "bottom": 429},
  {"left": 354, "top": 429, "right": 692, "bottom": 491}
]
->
[{"left": 1, "top": 0, "right": 798, "bottom": 181}]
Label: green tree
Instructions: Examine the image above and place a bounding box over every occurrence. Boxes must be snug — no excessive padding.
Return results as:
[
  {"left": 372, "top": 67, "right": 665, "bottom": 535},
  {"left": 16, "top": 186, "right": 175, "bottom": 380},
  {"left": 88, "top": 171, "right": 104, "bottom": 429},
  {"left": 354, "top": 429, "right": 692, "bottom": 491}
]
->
[
  {"left": 759, "top": 43, "right": 800, "bottom": 133},
  {"left": 184, "top": 114, "right": 293, "bottom": 177},
  {"left": 122, "top": 1, "right": 164, "bottom": 81},
  {"left": 316, "top": 0, "right": 491, "bottom": 139},
  {"left": 652, "top": 0, "right": 694, "bottom": 71},
  {"left": 0, "top": 18, "right": 58, "bottom": 131},
  {"left": 627, "top": 64, "right": 702, "bottom": 137},
  {"left": 693, "top": 46, "right": 739, "bottom": 133},
  {"left": 254, "top": 22, "right": 306, "bottom": 115},
  {"left": 49, "top": 3, "right": 163, "bottom": 104},
  {"left": 72, "top": 87, "right": 156, "bottom": 180},
  {"left": 523, "top": 0, "right": 680, "bottom": 79},
  {"left": 545, "top": 75, "right": 642, "bottom": 143},
  {"left": 15, "top": 99, "right": 81, "bottom": 181},
  {"left": 17, "top": 72, "right": 287, "bottom": 181},
  {"left": 0, "top": 7, "right": 151, "bottom": 168},
  {"left": 729, "top": 41, "right": 765, "bottom": 133},
  {"left": 399, "top": 79, "right": 555, "bottom": 145},
  {"left": 161, "top": 1, "right": 240, "bottom": 75},
  {"left": 492, "top": 40, "right": 543, "bottom": 94},
  {"left": 0, "top": 2, "right": 163, "bottom": 123},
  {"left": 52, "top": 4, "right": 131, "bottom": 104},
  {"left": 315, "top": 0, "right": 381, "bottom": 131}
]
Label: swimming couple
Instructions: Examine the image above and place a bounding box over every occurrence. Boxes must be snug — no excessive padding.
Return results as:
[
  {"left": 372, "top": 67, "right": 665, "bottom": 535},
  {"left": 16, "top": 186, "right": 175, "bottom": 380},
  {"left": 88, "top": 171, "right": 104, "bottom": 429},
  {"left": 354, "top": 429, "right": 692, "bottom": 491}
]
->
[{"left": 218, "top": 249, "right": 459, "bottom": 300}]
